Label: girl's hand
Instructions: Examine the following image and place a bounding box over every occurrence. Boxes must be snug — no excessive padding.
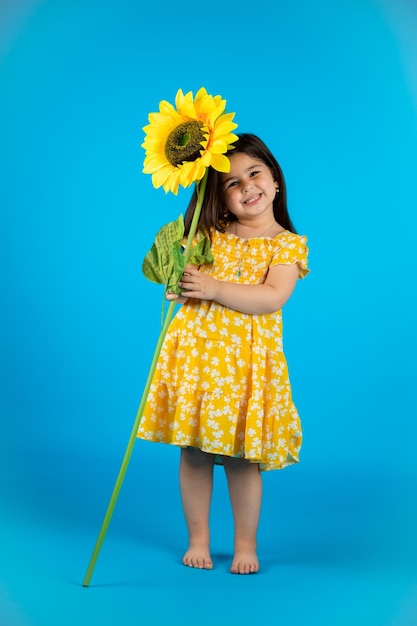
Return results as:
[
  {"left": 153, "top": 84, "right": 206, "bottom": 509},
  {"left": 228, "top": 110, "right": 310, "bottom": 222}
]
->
[
  {"left": 177, "top": 264, "right": 217, "bottom": 300},
  {"left": 166, "top": 291, "right": 189, "bottom": 304}
]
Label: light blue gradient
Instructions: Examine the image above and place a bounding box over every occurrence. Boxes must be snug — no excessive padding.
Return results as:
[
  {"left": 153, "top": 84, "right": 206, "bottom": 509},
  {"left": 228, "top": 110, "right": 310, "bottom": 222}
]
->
[{"left": 1, "top": 0, "right": 416, "bottom": 624}]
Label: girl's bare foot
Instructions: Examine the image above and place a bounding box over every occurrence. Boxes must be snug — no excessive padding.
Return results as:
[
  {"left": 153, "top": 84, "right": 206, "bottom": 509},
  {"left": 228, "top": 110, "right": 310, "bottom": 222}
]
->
[
  {"left": 183, "top": 543, "right": 213, "bottom": 570},
  {"left": 230, "top": 543, "right": 259, "bottom": 574}
]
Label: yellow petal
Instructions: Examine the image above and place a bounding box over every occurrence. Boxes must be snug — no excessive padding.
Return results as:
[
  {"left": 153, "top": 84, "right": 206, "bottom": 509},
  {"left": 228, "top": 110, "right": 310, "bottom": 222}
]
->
[
  {"left": 152, "top": 164, "right": 177, "bottom": 188},
  {"left": 163, "top": 168, "right": 181, "bottom": 194},
  {"left": 143, "top": 153, "right": 168, "bottom": 173},
  {"left": 194, "top": 87, "right": 208, "bottom": 102},
  {"left": 178, "top": 160, "right": 201, "bottom": 187},
  {"left": 209, "top": 153, "right": 232, "bottom": 173}
]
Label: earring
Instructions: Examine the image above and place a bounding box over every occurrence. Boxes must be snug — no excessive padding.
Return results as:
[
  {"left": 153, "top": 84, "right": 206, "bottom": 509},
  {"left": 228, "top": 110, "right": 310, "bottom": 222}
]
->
[{"left": 222, "top": 208, "right": 232, "bottom": 226}]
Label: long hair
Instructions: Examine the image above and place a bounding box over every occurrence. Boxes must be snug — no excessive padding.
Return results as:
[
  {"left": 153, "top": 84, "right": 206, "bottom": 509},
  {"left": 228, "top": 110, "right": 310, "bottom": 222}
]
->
[{"left": 184, "top": 133, "right": 297, "bottom": 237}]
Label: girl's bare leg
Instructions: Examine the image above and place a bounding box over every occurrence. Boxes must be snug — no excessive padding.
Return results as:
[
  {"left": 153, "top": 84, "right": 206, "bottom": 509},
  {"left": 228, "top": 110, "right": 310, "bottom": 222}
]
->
[
  {"left": 222, "top": 456, "right": 262, "bottom": 574},
  {"left": 179, "top": 447, "right": 215, "bottom": 569}
]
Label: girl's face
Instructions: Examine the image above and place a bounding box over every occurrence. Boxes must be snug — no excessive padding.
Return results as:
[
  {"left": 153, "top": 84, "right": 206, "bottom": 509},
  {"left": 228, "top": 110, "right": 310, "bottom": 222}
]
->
[{"left": 221, "top": 152, "right": 278, "bottom": 221}]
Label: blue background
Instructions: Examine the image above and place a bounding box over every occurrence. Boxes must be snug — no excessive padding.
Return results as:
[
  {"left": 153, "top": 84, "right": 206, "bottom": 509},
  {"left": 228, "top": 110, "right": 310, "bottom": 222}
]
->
[{"left": 1, "top": 0, "right": 416, "bottom": 624}]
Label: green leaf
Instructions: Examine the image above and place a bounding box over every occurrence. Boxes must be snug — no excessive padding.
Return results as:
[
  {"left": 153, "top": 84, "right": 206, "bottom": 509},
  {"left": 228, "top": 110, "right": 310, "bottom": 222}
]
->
[
  {"left": 142, "top": 214, "right": 213, "bottom": 295},
  {"left": 142, "top": 214, "right": 185, "bottom": 286},
  {"left": 188, "top": 233, "right": 214, "bottom": 267}
]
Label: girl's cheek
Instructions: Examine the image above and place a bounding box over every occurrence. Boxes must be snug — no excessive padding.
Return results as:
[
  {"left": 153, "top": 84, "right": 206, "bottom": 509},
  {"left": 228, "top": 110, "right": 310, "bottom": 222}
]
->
[{"left": 225, "top": 190, "right": 237, "bottom": 205}]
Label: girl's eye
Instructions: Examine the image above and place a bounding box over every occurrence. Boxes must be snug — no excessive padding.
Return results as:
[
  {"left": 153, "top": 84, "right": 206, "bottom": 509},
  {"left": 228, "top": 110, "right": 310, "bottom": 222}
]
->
[
  {"left": 227, "top": 181, "right": 238, "bottom": 188},
  {"left": 249, "top": 170, "right": 260, "bottom": 177}
]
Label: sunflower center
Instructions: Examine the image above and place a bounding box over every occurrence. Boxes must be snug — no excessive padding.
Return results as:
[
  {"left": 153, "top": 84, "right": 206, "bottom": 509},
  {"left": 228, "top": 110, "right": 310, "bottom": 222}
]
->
[{"left": 165, "top": 121, "right": 206, "bottom": 167}]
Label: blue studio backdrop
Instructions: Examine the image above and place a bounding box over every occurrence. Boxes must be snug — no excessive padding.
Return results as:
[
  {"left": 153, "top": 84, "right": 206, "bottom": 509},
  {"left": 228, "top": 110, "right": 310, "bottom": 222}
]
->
[{"left": 1, "top": 1, "right": 416, "bottom": 625}]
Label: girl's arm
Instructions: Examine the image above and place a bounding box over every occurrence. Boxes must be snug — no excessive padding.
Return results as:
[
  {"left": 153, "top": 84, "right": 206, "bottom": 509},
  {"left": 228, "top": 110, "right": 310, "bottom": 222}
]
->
[{"left": 176, "top": 263, "right": 300, "bottom": 314}]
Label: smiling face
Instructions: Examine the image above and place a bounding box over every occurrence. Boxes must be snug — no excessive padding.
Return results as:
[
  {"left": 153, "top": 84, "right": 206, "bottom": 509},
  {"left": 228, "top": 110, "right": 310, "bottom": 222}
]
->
[{"left": 221, "top": 152, "right": 278, "bottom": 223}]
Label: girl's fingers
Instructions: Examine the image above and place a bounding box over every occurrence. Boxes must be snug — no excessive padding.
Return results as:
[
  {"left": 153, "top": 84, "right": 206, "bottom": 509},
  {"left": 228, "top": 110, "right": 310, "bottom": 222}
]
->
[{"left": 180, "top": 275, "right": 196, "bottom": 287}]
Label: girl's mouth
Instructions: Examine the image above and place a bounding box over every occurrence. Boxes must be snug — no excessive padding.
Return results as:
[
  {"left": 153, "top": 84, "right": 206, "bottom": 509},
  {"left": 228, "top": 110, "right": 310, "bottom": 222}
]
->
[{"left": 243, "top": 193, "right": 261, "bottom": 205}]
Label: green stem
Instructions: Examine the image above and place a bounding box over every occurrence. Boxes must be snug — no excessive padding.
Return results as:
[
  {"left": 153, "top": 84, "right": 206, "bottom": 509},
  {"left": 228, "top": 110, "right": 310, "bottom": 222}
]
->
[
  {"left": 82, "top": 169, "right": 208, "bottom": 587},
  {"left": 82, "top": 299, "right": 175, "bottom": 587},
  {"left": 181, "top": 167, "right": 208, "bottom": 261}
]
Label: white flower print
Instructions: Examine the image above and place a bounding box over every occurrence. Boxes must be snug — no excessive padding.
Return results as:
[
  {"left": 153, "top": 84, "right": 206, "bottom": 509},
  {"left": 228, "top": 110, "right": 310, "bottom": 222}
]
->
[{"left": 137, "top": 229, "right": 308, "bottom": 471}]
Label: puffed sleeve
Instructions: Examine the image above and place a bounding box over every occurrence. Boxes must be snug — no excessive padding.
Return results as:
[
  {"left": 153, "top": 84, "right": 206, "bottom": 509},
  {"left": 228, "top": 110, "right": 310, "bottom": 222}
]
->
[{"left": 270, "top": 232, "right": 310, "bottom": 278}]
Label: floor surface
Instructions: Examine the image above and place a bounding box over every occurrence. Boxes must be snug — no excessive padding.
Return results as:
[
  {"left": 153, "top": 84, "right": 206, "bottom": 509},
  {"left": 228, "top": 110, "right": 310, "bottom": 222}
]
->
[{"left": 1, "top": 445, "right": 416, "bottom": 626}]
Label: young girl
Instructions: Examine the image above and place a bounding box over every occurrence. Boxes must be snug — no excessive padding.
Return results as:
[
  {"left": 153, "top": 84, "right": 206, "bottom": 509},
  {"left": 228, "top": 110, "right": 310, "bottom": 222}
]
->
[{"left": 137, "top": 133, "right": 309, "bottom": 574}]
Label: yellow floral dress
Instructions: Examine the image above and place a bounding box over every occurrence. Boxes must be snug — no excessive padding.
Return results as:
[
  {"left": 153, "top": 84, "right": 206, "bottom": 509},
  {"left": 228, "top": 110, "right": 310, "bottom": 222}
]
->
[{"left": 137, "top": 229, "right": 309, "bottom": 471}]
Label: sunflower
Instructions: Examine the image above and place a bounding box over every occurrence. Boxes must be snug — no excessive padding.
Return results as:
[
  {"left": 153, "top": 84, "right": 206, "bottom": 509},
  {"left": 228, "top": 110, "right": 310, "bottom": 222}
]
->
[{"left": 142, "top": 87, "right": 238, "bottom": 194}]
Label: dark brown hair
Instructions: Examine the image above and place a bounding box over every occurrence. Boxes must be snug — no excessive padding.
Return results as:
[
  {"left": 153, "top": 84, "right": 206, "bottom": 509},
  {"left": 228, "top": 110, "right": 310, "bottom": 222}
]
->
[{"left": 184, "top": 133, "right": 297, "bottom": 237}]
